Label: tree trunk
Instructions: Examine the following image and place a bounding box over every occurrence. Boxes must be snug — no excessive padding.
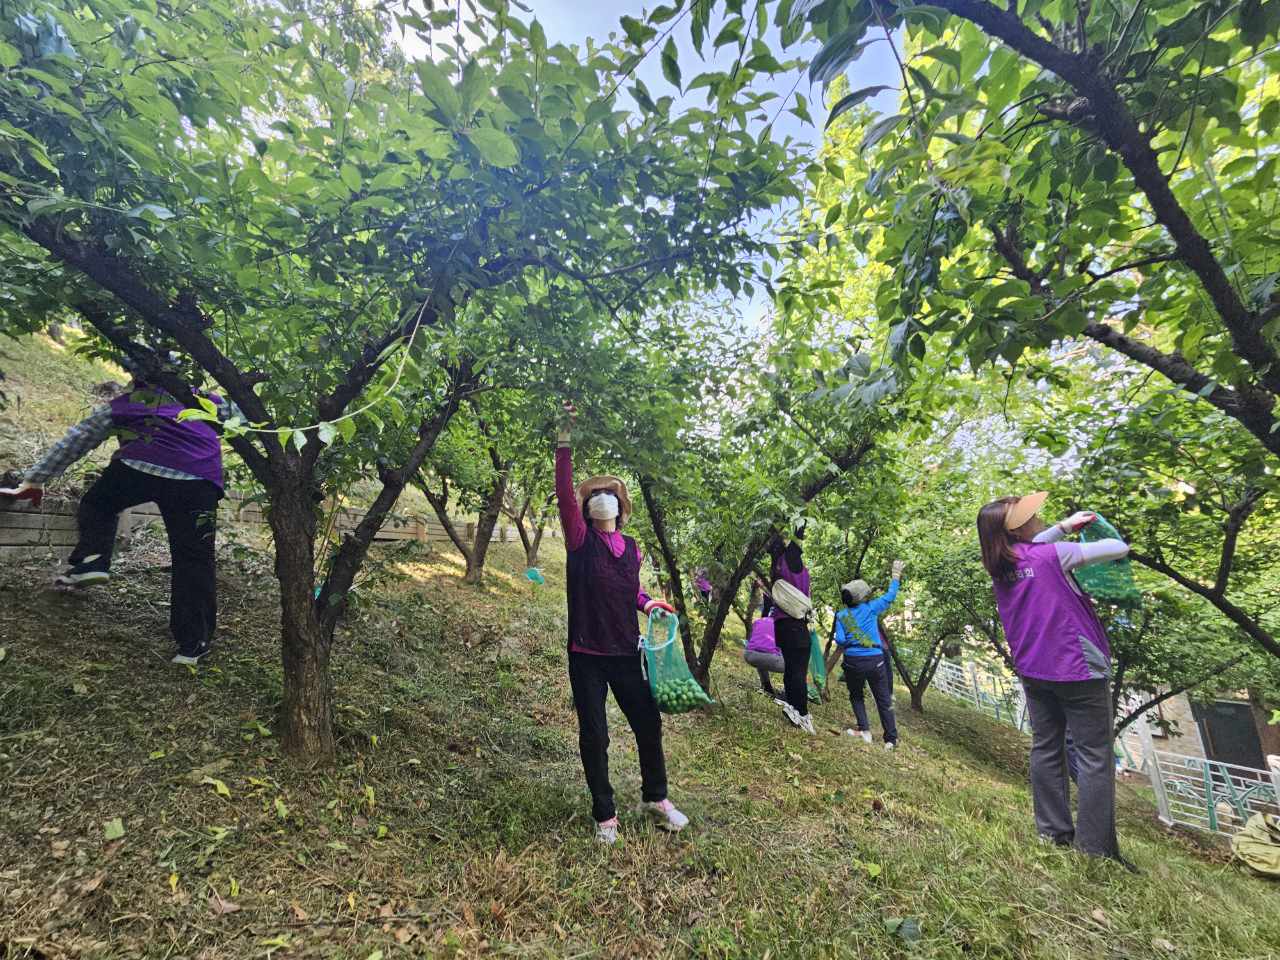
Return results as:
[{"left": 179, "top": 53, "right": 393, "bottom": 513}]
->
[
  {"left": 271, "top": 481, "right": 334, "bottom": 760},
  {"left": 910, "top": 687, "right": 925, "bottom": 712},
  {"left": 525, "top": 519, "right": 546, "bottom": 567},
  {"left": 465, "top": 462, "right": 508, "bottom": 585}
]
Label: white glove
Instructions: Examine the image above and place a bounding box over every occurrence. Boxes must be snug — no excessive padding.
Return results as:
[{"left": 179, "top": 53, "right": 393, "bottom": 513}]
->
[
  {"left": 891, "top": 560, "right": 904, "bottom": 579},
  {"left": 1060, "top": 511, "right": 1097, "bottom": 533}
]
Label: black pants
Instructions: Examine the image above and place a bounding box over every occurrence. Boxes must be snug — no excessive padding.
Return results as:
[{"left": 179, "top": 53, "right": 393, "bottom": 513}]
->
[
  {"left": 73, "top": 461, "right": 220, "bottom": 655},
  {"left": 775, "top": 618, "right": 810, "bottom": 717},
  {"left": 843, "top": 656, "right": 898, "bottom": 744},
  {"left": 568, "top": 652, "right": 667, "bottom": 822}
]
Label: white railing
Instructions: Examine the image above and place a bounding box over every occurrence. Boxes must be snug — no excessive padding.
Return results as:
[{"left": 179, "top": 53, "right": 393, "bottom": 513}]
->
[{"left": 930, "top": 661, "right": 1280, "bottom": 837}]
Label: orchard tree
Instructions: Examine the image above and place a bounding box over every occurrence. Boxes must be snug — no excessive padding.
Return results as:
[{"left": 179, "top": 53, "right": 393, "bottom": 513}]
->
[
  {"left": 0, "top": 0, "right": 799, "bottom": 757},
  {"left": 758, "top": 0, "right": 1280, "bottom": 461}
]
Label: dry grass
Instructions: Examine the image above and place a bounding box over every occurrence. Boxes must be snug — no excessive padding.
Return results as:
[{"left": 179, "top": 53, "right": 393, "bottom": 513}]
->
[{"left": 1, "top": 533, "right": 1278, "bottom": 959}]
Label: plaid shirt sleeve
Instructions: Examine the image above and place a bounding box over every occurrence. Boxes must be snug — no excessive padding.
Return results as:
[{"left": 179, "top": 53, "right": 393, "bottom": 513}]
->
[{"left": 25, "top": 405, "right": 114, "bottom": 484}]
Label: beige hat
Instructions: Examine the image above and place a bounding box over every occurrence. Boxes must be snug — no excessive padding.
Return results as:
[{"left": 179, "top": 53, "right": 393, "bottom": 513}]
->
[
  {"left": 842, "top": 579, "right": 872, "bottom": 603},
  {"left": 577, "top": 475, "right": 632, "bottom": 523},
  {"left": 1004, "top": 491, "right": 1048, "bottom": 530}
]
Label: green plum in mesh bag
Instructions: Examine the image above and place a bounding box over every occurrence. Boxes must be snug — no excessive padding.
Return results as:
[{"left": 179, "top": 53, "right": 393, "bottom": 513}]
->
[
  {"left": 1072, "top": 514, "right": 1141, "bottom": 605},
  {"left": 642, "top": 612, "right": 713, "bottom": 714}
]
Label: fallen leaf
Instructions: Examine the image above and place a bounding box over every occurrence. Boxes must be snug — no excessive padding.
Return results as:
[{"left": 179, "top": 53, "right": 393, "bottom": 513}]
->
[
  {"left": 0, "top": 646, "right": 7, "bottom": 662},
  {"left": 290, "top": 902, "right": 308, "bottom": 922},
  {"left": 209, "top": 891, "right": 241, "bottom": 917},
  {"left": 72, "top": 681, "right": 90, "bottom": 696},
  {"left": 103, "top": 817, "right": 126, "bottom": 841},
  {"left": 395, "top": 927, "right": 413, "bottom": 944},
  {"left": 201, "top": 777, "right": 232, "bottom": 799},
  {"left": 366, "top": 951, "right": 384, "bottom": 960},
  {"left": 1090, "top": 908, "right": 1111, "bottom": 928},
  {"left": 79, "top": 871, "right": 107, "bottom": 894},
  {"left": 1152, "top": 938, "right": 1177, "bottom": 952},
  {"left": 378, "top": 902, "right": 395, "bottom": 919}
]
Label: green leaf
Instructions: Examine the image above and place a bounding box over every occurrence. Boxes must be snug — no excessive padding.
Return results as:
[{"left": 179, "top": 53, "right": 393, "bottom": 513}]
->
[
  {"left": 826, "top": 85, "right": 893, "bottom": 128},
  {"left": 317, "top": 422, "right": 337, "bottom": 446},
  {"left": 661, "top": 37, "right": 681, "bottom": 89},
  {"left": 127, "top": 203, "right": 176, "bottom": 221},
  {"left": 620, "top": 16, "right": 656, "bottom": 47},
  {"left": 340, "top": 164, "right": 361, "bottom": 192},
  {"left": 103, "top": 817, "right": 126, "bottom": 841},
  {"left": 809, "top": 31, "right": 873, "bottom": 85},
  {"left": 861, "top": 113, "right": 906, "bottom": 152},
  {"left": 466, "top": 127, "right": 519, "bottom": 167},
  {"left": 416, "top": 61, "right": 461, "bottom": 121},
  {"left": 824, "top": 204, "right": 841, "bottom": 228}
]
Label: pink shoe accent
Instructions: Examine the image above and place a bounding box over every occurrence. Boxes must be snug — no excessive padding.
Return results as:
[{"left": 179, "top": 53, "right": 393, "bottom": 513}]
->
[{"left": 598, "top": 816, "right": 620, "bottom": 827}]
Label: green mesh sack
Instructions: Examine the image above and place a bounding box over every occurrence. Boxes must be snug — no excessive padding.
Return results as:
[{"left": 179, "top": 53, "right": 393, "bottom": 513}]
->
[
  {"left": 642, "top": 613, "right": 713, "bottom": 714},
  {"left": 1072, "top": 514, "right": 1141, "bottom": 605},
  {"left": 808, "top": 628, "right": 827, "bottom": 700}
]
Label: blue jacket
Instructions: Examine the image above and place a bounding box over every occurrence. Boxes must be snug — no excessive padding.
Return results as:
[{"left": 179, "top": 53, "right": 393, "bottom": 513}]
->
[{"left": 834, "top": 580, "right": 899, "bottom": 658}]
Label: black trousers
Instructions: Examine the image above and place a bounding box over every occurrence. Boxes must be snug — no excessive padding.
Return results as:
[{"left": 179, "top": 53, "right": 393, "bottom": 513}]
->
[
  {"left": 73, "top": 461, "right": 220, "bottom": 655},
  {"left": 568, "top": 652, "right": 667, "bottom": 822},
  {"left": 843, "top": 655, "right": 898, "bottom": 744},
  {"left": 775, "top": 618, "right": 811, "bottom": 717}
]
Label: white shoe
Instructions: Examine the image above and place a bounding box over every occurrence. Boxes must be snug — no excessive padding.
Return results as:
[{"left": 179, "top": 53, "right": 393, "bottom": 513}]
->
[
  {"left": 595, "top": 817, "right": 619, "bottom": 844},
  {"left": 799, "top": 714, "right": 816, "bottom": 735},
  {"left": 859, "top": 730, "right": 873, "bottom": 743},
  {"left": 781, "top": 701, "right": 803, "bottom": 728},
  {"left": 772, "top": 698, "right": 788, "bottom": 708},
  {"left": 884, "top": 742, "right": 896, "bottom": 751},
  {"left": 642, "top": 799, "right": 689, "bottom": 832}
]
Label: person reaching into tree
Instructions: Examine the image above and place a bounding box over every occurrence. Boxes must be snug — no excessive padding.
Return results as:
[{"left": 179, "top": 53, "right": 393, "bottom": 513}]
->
[
  {"left": 977, "top": 492, "right": 1135, "bottom": 869},
  {"left": 834, "top": 562, "right": 904, "bottom": 749},
  {"left": 0, "top": 364, "right": 231, "bottom": 665},
  {"left": 554, "top": 402, "right": 686, "bottom": 844},
  {"left": 767, "top": 525, "right": 814, "bottom": 734}
]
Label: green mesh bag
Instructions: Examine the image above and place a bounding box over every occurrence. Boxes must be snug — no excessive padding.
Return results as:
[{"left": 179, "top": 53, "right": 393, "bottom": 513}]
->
[
  {"left": 807, "top": 628, "right": 827, "bottom": 702},
  {"left": 642, "top": 613, "right": 713, "bottom": 714},
  {"left": 1072, "top": 514, "right": 1141, "bottom": 605}
]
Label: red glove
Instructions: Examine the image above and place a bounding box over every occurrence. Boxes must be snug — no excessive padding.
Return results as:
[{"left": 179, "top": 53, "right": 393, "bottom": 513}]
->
[{"left": 0, "top": 484, "right": 43, "bottom": 508}]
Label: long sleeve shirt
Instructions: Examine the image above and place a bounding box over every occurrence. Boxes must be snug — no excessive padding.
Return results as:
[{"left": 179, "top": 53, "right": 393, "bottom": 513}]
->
[
  {"left": 834, "top": 579, "right": 900, "bottom": 657},
  {"left": 25, "top": 395, "right": 238, "bottom": 484},
  {"left": 1032, "top": 524, "right": 1130, "bottom": 595},
  {"left": 555, "top": 444, "right": 652, "bottom": 612}
]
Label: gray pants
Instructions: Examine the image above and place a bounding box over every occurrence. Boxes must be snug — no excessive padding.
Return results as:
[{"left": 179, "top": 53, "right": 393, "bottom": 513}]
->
[
  {"left": 743, "top": 649, "right": 785, "bottom": 674},
  {"left": 1021, "top": 677, "right": 1119, "bottom": 858}
]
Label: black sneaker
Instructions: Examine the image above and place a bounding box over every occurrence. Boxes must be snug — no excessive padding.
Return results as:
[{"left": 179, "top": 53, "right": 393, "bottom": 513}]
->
[
  {"left": 172, "top": 641, "right": 211, "bottom": 666},
  {"left": 54, "top": 556, "right": 111, "bottom": 588}
]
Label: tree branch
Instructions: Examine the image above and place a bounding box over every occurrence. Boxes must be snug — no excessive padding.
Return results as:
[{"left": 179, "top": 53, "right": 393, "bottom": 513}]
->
[
  {"left": 1113, "top": 652, "right": 1249, "bottom": 736},
  {"left": 933, "top": 0, "right": 1280, "bottom": 396},
  {"left": 1129, "top": 550, "right": 1280, "bottom": 659}
]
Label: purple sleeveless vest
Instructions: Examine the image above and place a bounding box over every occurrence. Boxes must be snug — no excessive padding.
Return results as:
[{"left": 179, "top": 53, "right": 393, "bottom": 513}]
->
[
  {"left": 110, "top": 388, "right": 224, "bottom": 489},
  {"left": 992, "top": 542, "right": 1111, "bottom": 682},
  {"left": 566, "top": 529, "right": 642, "bottom": 656}
]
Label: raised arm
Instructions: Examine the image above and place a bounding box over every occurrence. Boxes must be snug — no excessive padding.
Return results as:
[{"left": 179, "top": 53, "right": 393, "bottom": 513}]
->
[{"left": 555, "top": 443, "right": 587, "bottom": 552}]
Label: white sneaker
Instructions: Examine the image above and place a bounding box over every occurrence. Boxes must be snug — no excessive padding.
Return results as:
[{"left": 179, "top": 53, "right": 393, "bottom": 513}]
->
[
  {"left": 799, "top": 714, "right": 816, "bottom": 736},
  {"left": 595, "top": 817, "right": 620, "bottom": 844},
  {"left": 884, "top": 742, "right": 896, "bottom": 751},
  {"left": 642, "top": 799, "right": 689, "bottom": 832},
  {"left": 860, "top": 731, "right": 873, "bottom": 744}
]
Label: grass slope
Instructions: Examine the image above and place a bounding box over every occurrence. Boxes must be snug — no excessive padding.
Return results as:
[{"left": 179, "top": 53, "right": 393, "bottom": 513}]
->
[
  {"left": 1, "top": 535, "right": 1277, "bottom": 960},
  {"left": 0, "top": 332, "right": 123, "bottom": 492}
]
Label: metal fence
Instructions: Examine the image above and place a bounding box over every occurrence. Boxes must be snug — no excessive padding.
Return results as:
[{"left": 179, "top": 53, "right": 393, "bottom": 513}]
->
[{"left": 930, "top": 660, "right": 1280, "bottom": 838}]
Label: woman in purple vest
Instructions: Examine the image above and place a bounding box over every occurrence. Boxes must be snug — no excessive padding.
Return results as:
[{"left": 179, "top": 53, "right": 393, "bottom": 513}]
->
[
  {"left": 767, "top": 526, "right": 814, "bottom": 734},
  {"left": 2, "top": 378, "right": 229, "bottom": 666},
  {"left": 555, "top": 405, "right": 687, "bottom": 844},
  {"left": 977, "top": 491, "right": 1134, "bottom": 867}
]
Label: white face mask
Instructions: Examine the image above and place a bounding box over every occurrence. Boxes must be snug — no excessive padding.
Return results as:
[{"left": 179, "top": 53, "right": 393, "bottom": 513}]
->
[{"left": 587, "top": 492, "right": 620, "bottom": 521}]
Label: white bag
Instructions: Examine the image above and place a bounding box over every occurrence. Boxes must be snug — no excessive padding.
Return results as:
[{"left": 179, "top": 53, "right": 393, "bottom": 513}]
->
[{"left": 771, "top": 579, "right": 812, "bottom": 620}]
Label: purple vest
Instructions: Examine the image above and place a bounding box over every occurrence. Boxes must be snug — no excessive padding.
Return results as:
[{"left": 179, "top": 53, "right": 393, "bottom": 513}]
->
[
  {"left": 110, "top": 389, "right": 224, "bottom": 489},
  {"left": 746, "top": 617, "right": 779, "bottom": 655},
  {"left": 566, "top": 528, "right": 642, "bottom": 656},
  {"left": 992, "top": 542, "right": 1111, "bottom": 682}
]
